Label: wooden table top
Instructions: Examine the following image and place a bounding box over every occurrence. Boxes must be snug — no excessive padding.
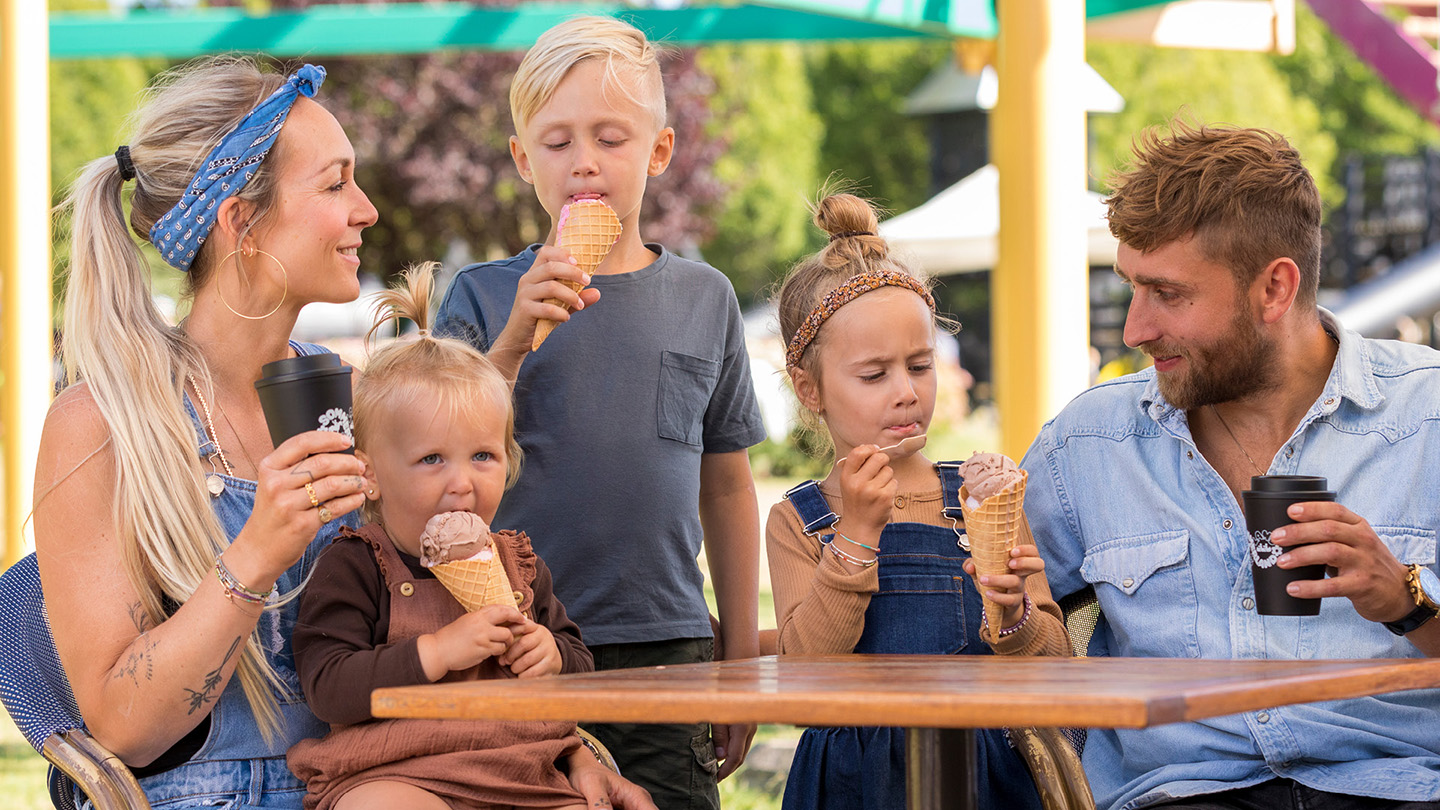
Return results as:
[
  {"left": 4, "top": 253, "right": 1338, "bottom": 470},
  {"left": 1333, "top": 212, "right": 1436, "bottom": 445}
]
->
[{"left": 372, "top": 655, "right": 1440, "bottom": 730}]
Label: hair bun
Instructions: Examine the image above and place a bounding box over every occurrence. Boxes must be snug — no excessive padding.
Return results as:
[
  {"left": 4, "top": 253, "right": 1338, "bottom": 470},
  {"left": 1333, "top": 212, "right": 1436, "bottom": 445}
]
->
[{"left": 814, "top": 193, "right": 887, "bottom": 263}]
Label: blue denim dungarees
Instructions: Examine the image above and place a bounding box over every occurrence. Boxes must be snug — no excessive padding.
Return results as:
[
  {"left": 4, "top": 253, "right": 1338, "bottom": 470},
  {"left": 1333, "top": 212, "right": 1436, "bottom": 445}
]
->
[
  {"left": 780, "top": 463, "right": 1042, "bottom": 810},
  {"left": 86, "top": 342, "right": 354, "bottom": 810}
]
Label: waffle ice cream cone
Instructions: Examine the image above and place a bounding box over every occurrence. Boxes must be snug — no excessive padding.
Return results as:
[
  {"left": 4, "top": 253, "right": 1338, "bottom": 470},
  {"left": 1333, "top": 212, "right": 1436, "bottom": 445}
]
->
[
  {"left": 533, "top": 199, "right": 623, "bottom": 350},
  {"left": 431, "top": 554, "right": 516, "bottom": 612},
  {"left": 960, "top": 468, "right": 1028, "bottom": 639},
  {"left": 420, "top": 511, "right": 517, "bottom": 611}
]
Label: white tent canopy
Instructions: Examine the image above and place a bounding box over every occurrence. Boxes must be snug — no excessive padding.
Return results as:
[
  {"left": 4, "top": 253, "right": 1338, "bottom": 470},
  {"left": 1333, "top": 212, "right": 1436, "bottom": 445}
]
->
[{"left": 879, "top": 164, "right": 1119, "bottom": 275}]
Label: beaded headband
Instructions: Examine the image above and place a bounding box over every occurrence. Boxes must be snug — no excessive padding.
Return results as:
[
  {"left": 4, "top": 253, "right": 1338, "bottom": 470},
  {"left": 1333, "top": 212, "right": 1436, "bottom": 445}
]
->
[{"left": 784, "top": 270, "right": 936, "bottom": 370}]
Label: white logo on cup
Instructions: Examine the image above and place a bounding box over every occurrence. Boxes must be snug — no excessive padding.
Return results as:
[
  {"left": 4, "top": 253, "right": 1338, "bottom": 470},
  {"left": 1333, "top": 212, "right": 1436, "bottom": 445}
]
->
[
  {"left": 318, "top": 407, "right": 353, "bottom": 441},
  {"left": 1250, "top": 529, "right": 1283, "bottom": 569}
]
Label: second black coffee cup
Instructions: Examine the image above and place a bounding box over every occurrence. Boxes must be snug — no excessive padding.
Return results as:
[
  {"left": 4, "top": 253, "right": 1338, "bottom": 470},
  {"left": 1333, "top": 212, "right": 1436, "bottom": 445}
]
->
[
  {"left": 1243, "top": 475, "right": 1336, "bottom": 616},
  {"left": 254, "top": 353, "right": 354, "bottom": 454}
]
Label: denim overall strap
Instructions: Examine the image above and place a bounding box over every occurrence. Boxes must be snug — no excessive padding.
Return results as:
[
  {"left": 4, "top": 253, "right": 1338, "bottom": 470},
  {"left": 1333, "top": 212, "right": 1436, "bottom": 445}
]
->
[
  {"left": 934, "top": 461, "right": 969, "bottom": 550},
  {"left": 783, "top": 480, "right": 839, "bottom": 537},
  {"left": 784, "top": 517, "right": 1042, "bottom": 810},
  {"left": 119, "top": 340, "right": 342, "bottom": 810}
]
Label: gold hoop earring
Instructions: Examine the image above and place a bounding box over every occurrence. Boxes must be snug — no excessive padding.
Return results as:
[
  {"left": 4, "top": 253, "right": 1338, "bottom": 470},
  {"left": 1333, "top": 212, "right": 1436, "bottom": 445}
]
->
[{"left": 216, "top": 248, "right": 288, "bottom": 321}]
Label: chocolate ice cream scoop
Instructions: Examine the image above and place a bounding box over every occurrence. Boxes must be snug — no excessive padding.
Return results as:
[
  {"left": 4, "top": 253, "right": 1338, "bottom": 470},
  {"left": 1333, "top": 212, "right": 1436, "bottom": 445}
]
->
[
  {"left": 419, "top": 511, "right": 492, "bottom": 568},
  {"left": 958, "top": 452, "right": 1024, "bottom": 502}
]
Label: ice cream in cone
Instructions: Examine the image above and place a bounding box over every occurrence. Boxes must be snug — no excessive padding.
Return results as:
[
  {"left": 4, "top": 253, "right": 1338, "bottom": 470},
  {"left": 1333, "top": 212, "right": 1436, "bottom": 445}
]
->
[
  {"left": 419, "top": 511, "right": 516, "bottom": 611},
  {"left": 957, "top": 453, "right": 1028, "bottom": 638},
  {"left": 533, "top": 199, "right": 623, "bottom": 350}
]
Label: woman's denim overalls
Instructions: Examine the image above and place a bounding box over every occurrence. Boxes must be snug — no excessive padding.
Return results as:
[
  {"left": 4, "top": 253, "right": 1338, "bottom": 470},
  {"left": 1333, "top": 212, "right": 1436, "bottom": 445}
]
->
[
  {"left": 780, "top": 462, "right": 1042, "bottom": 810},
  {"left": 85, "top": 342, "right": 354, "bottom": 810}
]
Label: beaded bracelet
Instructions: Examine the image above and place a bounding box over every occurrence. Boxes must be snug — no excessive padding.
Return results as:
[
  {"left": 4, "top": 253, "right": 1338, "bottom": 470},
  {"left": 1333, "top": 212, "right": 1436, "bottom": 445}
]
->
[
  {"left": 214, "top": 554, "right": 273, "bottom": 605},
  {"left": 828, "top": 540, "right": 878, "bottom": 569},
  {"left": 997, "top": 593, "right": 1032, "bottom": 637},
  {"left": 833, "top": 531, "right": 879, "bottom": 553}
]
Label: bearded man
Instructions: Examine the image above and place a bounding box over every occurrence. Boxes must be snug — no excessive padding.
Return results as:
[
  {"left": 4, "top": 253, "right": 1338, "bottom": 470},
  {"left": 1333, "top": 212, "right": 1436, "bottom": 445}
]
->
[{"left": 1022, "top": 119, "right": 1440, "bottom": 810}]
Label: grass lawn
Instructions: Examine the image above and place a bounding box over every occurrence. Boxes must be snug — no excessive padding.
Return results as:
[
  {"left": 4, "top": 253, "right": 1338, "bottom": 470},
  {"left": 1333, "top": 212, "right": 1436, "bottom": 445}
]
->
[{"left": 0, "top": 712, "right": 50, "bottom": 810}]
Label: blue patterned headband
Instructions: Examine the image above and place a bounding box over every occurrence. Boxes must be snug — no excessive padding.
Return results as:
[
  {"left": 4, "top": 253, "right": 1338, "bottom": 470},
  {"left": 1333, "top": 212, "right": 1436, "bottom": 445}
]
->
[{"left": 149, "top": 64, "right": 326, "bottom": 272}]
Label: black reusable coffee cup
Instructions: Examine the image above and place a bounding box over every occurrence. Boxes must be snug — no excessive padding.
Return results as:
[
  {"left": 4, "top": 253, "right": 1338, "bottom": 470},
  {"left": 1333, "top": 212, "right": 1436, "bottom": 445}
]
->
[
  {"left": 254, "top": 353, "right": 354, "bottom": 454},
  {"left": 1242, "top": 475, "right": 1336, "bottom": 616}
]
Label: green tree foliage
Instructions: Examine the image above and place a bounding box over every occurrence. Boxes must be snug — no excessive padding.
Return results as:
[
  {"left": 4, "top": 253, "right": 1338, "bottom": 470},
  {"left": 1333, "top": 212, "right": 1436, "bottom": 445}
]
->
[
  {"left": 49, "top": 1, "right": 159, "bottom": 197},
  {"left": 697, "top": 40, "right": 950, "bottom": 302},
  {"left": 49, "top": 1, "right": 166, "bottom": 297},
  {"left": 1086, "top": 38, "right": 1336, "bottom": 201},
  {"left": 1088, "top": 5, "right": 1440, "bottom": 205},
  {"left": 805, "top": 41, "right": 949, "bottom": 216},
  {"left": 1272, "top": 5, "right": 1439, "bottom": 163},
  {"left": 697, "top": 44, "right": 822, "bottom": 303}
]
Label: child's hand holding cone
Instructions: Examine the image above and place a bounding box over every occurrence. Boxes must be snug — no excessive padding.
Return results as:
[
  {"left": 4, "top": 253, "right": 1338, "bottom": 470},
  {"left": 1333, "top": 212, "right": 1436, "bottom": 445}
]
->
[
  {"left": 419, "top": 604, "right": 526, "bottom": 680},
  {"left": 532, "top": 199, "right": 622, "bottom": 350},
  {"left": 957, "top": 453, "right": 1047, "bottom": 639}
]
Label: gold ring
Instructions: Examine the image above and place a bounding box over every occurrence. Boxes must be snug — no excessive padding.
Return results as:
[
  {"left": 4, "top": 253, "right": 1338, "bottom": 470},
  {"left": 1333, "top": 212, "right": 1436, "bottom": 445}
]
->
[
  {"left": 317, "top": 504, "right": 334, "bottom": 523},
  {"left": 304, "top": 482, "right": 320, "bottom": 508}
]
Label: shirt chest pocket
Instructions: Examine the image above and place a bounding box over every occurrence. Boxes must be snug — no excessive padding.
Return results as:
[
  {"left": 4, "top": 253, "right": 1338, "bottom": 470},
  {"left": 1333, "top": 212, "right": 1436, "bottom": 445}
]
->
[
  {"left": 1081, "top": 530, "right": 1201, "bottom": 658},
  {"left": 1373, "top": 526, "right": 1438, "bottom": 567},
  {"left": 658, "top": 350, "right": 720, "bottom": 446}
]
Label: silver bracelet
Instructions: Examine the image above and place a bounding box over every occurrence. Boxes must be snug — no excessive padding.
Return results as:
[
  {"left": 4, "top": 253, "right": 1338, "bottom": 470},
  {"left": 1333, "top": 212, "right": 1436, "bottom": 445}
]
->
[{"left": 828, "top": 540, "right": 878, "bottom": 568}]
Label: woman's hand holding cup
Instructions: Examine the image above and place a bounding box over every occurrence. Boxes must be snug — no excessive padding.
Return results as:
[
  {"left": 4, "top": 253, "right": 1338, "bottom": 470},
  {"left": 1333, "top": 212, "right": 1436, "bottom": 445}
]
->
[{"left": 229, "top": 430, "right": 367, "bottom": 593}]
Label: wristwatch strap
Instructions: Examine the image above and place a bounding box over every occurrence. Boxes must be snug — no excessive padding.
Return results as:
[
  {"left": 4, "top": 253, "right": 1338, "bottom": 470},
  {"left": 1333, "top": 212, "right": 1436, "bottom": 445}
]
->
[
  {"left": 1383, "top": 564, "right": 1440, "bottom": 636},
  {"left": 1383, "top": 603, "right": 1436, "bottom": 636}
]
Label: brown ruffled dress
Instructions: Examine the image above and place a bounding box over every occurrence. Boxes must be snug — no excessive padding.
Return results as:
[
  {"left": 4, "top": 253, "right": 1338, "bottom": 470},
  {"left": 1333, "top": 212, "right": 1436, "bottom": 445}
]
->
[{"left": 287, "top": 523, "right": 586, "bottom": 810}]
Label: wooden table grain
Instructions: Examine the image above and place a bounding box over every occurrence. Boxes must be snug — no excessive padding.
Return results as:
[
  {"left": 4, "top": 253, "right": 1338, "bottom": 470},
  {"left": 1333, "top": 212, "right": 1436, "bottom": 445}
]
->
[{"left": 373, "top": 655, "right": 1440, "bottom": 809}]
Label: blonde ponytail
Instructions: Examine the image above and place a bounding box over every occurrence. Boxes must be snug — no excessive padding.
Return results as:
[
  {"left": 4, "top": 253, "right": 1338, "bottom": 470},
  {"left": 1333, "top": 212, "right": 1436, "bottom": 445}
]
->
[{"left": 52, "top": 57, "right": 296, "bottom": 741}]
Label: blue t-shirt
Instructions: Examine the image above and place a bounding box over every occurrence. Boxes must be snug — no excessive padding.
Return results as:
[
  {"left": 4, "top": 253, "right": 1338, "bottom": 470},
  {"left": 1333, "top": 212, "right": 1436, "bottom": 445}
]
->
[
  {"left": 437, "top": 245, "right": 767, "bottom": 645},
  {"left": 1022, "top": 310, "right": 1440, "bottom": 810}
]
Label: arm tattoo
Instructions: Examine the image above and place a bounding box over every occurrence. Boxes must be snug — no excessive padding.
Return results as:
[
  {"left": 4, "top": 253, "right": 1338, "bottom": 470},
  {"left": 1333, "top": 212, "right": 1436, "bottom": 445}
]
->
[
  {"left": 127, "top": 601, "right": 152, "bottom": 632},
  {"left": 114, "top": 634, "right": 157, "bottom": 686},
  {"left": 183, "top": 636, "right": 241, "bottom": 715}
]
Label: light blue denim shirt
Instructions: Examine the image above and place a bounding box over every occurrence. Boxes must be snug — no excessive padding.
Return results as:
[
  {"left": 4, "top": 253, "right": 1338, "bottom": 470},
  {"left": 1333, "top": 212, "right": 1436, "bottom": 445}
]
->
[{"left": 1022, "top": 311, "right": 1440, "bottom": 810}]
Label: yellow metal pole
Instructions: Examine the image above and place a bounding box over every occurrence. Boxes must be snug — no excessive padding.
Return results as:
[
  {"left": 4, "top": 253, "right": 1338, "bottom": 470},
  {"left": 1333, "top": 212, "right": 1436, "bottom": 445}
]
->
[
  {"left": 1, "top": 0, "right": 54, "bottom": 567},
  {"left": 991, "top": 0, "right": 1090, "bottom": 461}
]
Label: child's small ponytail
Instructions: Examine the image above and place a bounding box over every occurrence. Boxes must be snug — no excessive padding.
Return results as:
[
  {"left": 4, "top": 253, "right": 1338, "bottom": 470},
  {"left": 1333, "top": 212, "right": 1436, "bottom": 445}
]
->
[
  {"left": 366, "top": 261, "right": 439, "bottom": 345},
  {"left": 354, "top": 262, "right": 524, "bottom": 509}
]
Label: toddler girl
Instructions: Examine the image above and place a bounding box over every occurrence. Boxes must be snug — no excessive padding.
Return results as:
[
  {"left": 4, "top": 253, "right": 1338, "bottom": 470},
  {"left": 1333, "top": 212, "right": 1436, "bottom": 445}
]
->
[
  {"left": 287, "top": 265, "right": 650, "bottom": 810},
  {"left": 767, "top": 193, "right": 1082, "bottom": 810}
]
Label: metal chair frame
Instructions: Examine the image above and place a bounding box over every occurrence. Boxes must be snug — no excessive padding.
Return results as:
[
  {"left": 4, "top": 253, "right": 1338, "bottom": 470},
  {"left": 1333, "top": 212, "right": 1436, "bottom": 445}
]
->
[{"left": 0, "top": 552, "right": 621, "bottom": 810}]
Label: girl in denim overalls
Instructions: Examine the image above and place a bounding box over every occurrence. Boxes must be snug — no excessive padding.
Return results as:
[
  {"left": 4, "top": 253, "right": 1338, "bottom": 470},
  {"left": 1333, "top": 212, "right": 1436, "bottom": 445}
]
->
[{"left": 766, "top": 193, "right": 1076, "bottom": 810}]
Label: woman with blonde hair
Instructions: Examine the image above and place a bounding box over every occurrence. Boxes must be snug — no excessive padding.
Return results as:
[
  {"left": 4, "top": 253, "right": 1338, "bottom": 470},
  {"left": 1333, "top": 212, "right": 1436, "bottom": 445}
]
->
[{"left": 32, "top": 57, "right": 376, "bottom": 808}]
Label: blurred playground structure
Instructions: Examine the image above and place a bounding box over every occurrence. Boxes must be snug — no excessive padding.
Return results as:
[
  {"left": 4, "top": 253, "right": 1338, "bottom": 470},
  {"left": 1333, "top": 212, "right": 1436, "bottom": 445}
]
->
[{"left": 5, "top": 0, "right": 1440, "bottom": 566}]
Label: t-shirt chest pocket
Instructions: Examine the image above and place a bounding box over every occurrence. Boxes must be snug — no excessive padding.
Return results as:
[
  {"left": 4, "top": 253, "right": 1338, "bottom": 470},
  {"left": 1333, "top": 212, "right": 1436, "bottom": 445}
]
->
[
  {"left": 657, "top": 350, "right": 720, "bottom": 446},
  {"left": 1081, "top": 529, "right": 1201, "bottom": 658}
]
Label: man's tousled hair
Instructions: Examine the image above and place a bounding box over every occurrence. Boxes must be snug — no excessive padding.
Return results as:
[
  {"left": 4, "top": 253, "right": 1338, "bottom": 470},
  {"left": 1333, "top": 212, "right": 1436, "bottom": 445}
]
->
[{"left": 1106, "top": 117, "right": 1322, "bottom": 305}]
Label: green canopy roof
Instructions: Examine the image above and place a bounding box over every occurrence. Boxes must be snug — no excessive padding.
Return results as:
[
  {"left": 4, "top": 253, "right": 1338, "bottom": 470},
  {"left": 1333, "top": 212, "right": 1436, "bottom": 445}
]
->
[{"left": 48, "top": 0, "right": 1179, "bottom": 60}]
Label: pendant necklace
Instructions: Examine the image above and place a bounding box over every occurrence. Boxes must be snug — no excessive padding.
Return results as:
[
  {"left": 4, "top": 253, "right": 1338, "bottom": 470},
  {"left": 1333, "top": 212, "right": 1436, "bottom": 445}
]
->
[
  {"left": 188, "top": 374, "right": 234, "bottom": 496},
  {"left": 1210, "top": 404, "right": 1266, "bottom": 477}
]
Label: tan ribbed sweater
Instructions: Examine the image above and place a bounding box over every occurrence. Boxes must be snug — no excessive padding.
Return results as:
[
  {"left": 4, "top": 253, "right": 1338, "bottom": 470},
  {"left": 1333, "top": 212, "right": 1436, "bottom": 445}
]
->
[{"left": 766, "top": 478, "right": 1072, "bottom": 658}]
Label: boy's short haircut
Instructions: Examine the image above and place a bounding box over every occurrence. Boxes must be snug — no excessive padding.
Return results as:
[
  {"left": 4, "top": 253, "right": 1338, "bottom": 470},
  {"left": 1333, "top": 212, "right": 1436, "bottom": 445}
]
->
[
  {"left": 1105, "top": 116, "right": 1323, "bottom": 306},
  {"left": 510, "top": 15, "right": 669, "bottom": 133}
]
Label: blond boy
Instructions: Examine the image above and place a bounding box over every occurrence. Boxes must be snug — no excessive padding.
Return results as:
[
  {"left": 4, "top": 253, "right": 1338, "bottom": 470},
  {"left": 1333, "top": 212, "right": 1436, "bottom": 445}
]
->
[{"left": 436, "top": 16, "right": 765, "bottom": 809}]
